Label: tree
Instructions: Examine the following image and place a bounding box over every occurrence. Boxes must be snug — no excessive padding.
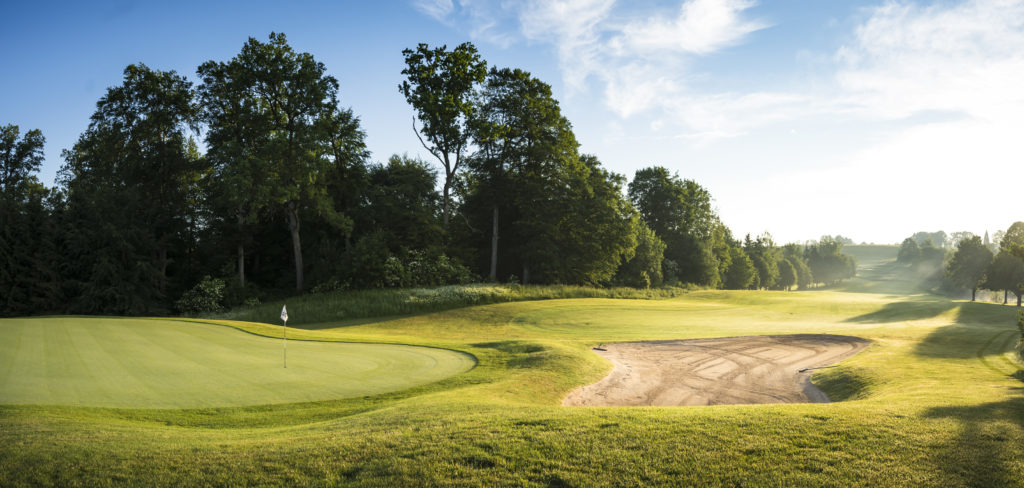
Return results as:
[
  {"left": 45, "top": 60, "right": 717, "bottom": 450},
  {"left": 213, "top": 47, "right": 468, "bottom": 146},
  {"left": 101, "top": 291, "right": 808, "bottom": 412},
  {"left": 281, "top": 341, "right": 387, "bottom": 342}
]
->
[
  {"left": 805, "top": 237, "right": 856, "bottom": 286},
  {"left": 723, "top": 247, "right": 756, "bottom": 290},
  {"left": 0, "top": 125, "right": 45, "bottom": 197},
  {"left": 628, "top": 167, "right": 720, "bottom": 286},
  {"left": 0, "top": 125, "right": 62, "bottom": 316},
  {"left": 782, "top": 243, "right": 813, "bottom": 289},
  {"left": 59, "top": 64, "right": 202, "bottom": 313},
  {"left": 399, "top": 42, "right": 487, "bottom": 231},
  {"left": 744, "top": 233, "right": 780, "bottom": 289},
  {"left": 777, "top": 259, "right": 798, "bottom": 291},
  {"left": 897, "top": 237, "right": 920, "bottom": 264},
  {"left": 983, "top": 251, "right": 1024, "bottom": 306},
  {"left": 946, "top": 235, "right": 994, "bottom": 301},
  {"left": 466, "top": 67, "right": 617, "bottom": 284},
  {"left": 615, "top": 220, "right": 666, "bottom": 288},
  {"left": 362, "top": 155, "right": 443, "bottom": 254},
  {"left": 199, "top": 33, "right": 357, "bottom": 291}
]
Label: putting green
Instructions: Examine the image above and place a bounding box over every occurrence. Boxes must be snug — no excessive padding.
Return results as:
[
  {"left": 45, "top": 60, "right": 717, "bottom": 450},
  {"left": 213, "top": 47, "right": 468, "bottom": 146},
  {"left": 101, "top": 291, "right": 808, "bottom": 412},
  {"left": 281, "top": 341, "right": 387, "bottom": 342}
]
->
[{"left": 0, "top": 317, "right": 475, "bottom": 408}]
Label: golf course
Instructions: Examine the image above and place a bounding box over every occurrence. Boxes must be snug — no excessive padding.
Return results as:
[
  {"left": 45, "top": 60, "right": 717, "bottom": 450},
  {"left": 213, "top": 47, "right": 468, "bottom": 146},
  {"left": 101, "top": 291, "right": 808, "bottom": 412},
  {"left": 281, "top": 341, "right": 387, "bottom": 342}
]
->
[{"left": 2, "top": 247, "right": 1023, "bottom": 486}]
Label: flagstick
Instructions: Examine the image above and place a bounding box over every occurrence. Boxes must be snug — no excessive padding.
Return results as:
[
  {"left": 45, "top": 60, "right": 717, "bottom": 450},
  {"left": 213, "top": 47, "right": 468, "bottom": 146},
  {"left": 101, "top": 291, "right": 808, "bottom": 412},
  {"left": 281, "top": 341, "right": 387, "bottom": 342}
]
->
[{"left": 281, "top": 304, "right": 289, "bottom": 369}]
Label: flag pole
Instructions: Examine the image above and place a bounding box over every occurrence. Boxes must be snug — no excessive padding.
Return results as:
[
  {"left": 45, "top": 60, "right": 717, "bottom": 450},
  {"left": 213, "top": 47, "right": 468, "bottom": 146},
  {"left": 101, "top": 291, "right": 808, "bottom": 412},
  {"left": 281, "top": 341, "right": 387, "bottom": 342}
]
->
[{"left": 281, "top": 305, "right": 289, "bottom": 368}]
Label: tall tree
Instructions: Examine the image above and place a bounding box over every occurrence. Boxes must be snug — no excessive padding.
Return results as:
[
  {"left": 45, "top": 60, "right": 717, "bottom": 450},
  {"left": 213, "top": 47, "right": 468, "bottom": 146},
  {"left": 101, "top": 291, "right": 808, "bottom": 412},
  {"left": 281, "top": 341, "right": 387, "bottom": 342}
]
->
[
  {"left": 199, "top": 33, "right": 355, "bottom": 291},
  {"left": 946, "top": 235, "right": 994, "bottom": 301},
  {"left": 59, "top": 64, "right": 201, "bottom": 313},
  {"left": 0, "top": 125, "right": 57, "bottom": 315},
  {"left": 400, "top": 42, "right": 487, "bottom": 231},
  {"left": 628, "top": 167, "right": 719, "bottom": 286}
]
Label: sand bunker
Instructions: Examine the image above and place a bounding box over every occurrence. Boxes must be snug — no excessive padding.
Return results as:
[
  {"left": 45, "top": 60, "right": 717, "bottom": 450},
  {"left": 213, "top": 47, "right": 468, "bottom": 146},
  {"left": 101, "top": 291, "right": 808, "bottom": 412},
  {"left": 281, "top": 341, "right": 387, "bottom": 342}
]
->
[{"left": 563, "top": 334, "right": 869, "bottom": 407}]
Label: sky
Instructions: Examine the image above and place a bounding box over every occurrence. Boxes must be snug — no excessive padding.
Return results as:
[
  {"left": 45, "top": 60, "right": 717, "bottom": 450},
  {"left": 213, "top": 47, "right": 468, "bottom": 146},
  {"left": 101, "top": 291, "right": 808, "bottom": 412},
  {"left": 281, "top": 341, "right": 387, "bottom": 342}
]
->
[{"left": 2, "top": 0, "right": 1021, "bottom": 245}]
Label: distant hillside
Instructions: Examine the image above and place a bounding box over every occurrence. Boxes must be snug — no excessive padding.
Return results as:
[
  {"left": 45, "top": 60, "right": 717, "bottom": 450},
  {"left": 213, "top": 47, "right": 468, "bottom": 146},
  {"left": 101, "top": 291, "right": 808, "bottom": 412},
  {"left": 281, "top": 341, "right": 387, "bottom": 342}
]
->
[{"left": 843, "top": 245, "right": 898, "bottom": 266}]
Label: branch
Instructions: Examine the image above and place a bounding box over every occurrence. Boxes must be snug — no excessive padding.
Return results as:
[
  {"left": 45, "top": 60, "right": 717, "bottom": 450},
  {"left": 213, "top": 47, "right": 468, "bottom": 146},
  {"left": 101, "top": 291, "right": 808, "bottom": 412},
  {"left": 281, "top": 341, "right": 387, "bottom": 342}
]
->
[{"left": 412, "top": 117, "right": 444, "bottom": 167}]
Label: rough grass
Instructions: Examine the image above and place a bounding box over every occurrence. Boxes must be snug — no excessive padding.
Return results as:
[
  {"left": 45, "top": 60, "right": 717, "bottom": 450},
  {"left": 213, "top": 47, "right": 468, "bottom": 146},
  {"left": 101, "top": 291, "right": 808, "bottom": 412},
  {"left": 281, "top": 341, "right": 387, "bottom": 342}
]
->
[
  {"left": 2, "top": 260, "right": 1024, "bottom": 487},
  {"left": 213, "top": 283, "right": 694, "bottom": 326}
]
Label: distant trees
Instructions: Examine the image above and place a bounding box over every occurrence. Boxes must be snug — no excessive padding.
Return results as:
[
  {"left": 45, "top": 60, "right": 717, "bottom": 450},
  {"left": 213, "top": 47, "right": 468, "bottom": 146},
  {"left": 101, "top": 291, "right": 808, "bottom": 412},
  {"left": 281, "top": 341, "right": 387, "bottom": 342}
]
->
[
  {"left": 628, "top": 167, "right": 720, "bottom": 286},
  {"left": 805, "top": 237, "right": 856, "bottom": 286},
  {"left": 983, "top": 252, "right": 1024, "bottom": 306},
  {"left": 897, "top": 238, "right": 920, "bottom": 264},
  {"left": 946, "top": 236, "right": 993, "bottom": 301}
]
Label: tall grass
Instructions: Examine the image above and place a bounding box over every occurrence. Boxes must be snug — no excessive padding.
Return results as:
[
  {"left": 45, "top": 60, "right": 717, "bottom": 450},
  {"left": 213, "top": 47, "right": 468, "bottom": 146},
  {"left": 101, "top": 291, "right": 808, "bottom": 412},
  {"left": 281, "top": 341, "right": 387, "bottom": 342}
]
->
[{"left": 212, "top": 283, "right": 694, "bottom": 326}]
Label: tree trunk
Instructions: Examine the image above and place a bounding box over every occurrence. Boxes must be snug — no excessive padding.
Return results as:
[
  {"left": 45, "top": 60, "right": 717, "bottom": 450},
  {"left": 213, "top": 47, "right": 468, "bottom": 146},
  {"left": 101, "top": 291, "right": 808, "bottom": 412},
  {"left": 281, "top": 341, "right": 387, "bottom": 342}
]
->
[
  {"left": 489, "top": 206, "right": 499, "bottom": 282},
  {"left": 522, "top": 263, "right": 530, "bottom": 285},
  {"left": 236, "top": 212, "right": 246, "bottom": 287},
  {"left": 442, "top": 179, "right": 451, "bottom": 230},
  {"left": 286, "top": 201, "right": 304, "bottom": 292},
  {"left": 1018, "top": 293, "right": 1022, "bottom": 308},
  {"left": 1005, "top": 289, "right": 1009, "bottom": 305},
  {"left": 971, "top": 287, "right": 976, "bottom": 302}
]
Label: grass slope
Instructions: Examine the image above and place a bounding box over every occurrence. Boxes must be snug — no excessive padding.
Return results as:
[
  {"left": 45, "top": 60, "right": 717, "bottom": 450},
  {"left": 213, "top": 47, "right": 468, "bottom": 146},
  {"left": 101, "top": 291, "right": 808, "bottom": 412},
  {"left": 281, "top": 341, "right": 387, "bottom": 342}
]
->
[
  {"left": 2, "top": 259, "right": 1023, "bottom": 487},
  {"left": 0, "top": 317, "right": 473, "bottom": 408}
]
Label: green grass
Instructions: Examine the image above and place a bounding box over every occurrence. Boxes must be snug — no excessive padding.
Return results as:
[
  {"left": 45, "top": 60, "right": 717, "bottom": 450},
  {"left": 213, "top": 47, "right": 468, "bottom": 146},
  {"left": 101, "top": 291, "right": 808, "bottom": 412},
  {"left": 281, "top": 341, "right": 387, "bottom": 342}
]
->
[
  {"left": 215, "top": 283, "right": 693, "bottom": 327},
  {"left": 2, "top": 261, "right": 1024, "bottom": 486},
  {"left": 0, "top": 317, "right": 473, "bottom": 408}
]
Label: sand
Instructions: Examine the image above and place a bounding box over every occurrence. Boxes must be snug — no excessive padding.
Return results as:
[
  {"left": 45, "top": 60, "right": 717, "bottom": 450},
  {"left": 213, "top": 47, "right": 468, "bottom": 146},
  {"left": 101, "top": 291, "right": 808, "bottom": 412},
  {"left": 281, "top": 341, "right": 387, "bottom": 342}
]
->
[{"left": 563, "top": 334, "right": 870, "bottom": 407}]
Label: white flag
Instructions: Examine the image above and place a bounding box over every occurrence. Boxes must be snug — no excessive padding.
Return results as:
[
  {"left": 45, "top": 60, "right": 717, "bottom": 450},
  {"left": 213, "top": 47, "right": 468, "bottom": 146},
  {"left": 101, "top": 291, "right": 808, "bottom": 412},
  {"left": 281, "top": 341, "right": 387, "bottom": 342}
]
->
[{"left": 281, "top": 305, "right": 288, "bottom": 323}]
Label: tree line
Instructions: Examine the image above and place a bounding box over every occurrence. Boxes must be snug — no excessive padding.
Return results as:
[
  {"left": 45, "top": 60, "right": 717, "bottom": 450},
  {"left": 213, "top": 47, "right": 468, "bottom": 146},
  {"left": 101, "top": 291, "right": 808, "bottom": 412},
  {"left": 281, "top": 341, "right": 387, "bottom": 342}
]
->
[
  {"left": 0, "top": 34, "right": 857, "bottom": 317},
  {"left": 898, "top": 223, "right": 1024, "bottom": 305}
]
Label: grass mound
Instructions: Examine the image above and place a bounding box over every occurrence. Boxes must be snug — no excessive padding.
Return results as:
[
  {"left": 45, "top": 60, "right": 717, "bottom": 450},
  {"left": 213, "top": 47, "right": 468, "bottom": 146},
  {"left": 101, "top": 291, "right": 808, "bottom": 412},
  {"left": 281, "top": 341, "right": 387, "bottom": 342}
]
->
[{"left": 214, "top": 283, "right": 692, "bottom": 326}]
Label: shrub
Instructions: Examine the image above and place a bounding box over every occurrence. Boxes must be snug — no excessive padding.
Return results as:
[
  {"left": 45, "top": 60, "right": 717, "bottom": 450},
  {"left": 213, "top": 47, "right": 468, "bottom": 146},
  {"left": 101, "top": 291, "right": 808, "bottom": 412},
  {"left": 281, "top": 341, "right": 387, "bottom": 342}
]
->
[{"left": 175, "top": 276, "right": 226, "bottom": 315}]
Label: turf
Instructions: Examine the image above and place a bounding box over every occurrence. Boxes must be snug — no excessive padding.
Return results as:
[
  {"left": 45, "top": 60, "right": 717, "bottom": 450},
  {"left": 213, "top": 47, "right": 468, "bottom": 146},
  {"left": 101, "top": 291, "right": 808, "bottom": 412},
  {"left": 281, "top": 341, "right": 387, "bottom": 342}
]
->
[
  {"left": 2, "top": 251, "right": 1024, "bottom": 487},
  {"left": 0, "top": 317, "right": 474, "bottom": 408}
]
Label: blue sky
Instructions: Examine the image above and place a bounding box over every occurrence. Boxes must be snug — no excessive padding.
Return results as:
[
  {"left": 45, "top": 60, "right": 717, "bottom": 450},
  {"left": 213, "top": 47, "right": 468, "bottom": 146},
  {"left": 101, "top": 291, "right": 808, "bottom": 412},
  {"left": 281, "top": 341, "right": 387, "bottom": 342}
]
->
[{"left": 3, "top": 0, "right": 1021, "bottom": 244}]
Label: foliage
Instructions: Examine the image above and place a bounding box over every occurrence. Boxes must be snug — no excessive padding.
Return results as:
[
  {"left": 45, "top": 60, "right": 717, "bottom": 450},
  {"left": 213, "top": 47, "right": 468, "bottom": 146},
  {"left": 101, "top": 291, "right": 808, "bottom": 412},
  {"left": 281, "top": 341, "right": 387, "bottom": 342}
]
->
[
  {"left": 175, "top": 276, "right": 227, "bottom": 315},
  {"left": 215, "top": 283, "right": 692, "bottom": 325},
  {"left": 723, "top": 246, "right": 756, "bottom": 290},
  {"left": 58, "top": 64, "right": 202, "bottom": 315},
  {"left": 982, "top": 251, "right": 1024, "bottom": 306},
  {"left": 615, "top": 220, "right": 666, "bottom": 288},
  {"left": 945, "top": 235, "right": 994, "bottom": 301},
  {"left": 198, "top": 32, "right": 362, "bottom": 292},
  {"left": 805, "top": 237, "right": 857, "bottom": 286},
  {"left": 777, "top": 258, "right": 798, "bottom": 291},
  {"left": 897, "top": 237, "right": 920, "bottom": 264},
  {"left": 399, "top": 42, "right": 487, "bottom": 229},
  {"left": 628, "top": 166, "right": 720, "bottom": 286},
  {"left": 744, "top": 233, "right": 780, "bottom": 289}
]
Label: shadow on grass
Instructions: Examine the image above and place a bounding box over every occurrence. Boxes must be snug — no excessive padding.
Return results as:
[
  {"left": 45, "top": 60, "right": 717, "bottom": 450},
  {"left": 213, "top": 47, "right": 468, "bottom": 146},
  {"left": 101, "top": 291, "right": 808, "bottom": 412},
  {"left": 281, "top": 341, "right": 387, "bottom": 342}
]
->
[
  {"left": 922, "top": 392, "right": 1024, "bottom": 487},
  {"left": 912, "top": 302, "right": 1020, "bottom": 359},
  {"left": 844, "top": 295, "right": 958, "bottom": 324}
]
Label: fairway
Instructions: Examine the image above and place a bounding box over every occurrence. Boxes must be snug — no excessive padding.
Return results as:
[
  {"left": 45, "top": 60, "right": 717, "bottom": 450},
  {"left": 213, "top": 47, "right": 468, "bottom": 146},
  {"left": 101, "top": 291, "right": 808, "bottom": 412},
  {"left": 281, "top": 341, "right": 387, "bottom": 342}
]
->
[
  {"left": 0, "top": 317, "right": 475, "bottom": 408},
  {"left": 3, "top": 258, "right": 1024, "bottom": 487}
]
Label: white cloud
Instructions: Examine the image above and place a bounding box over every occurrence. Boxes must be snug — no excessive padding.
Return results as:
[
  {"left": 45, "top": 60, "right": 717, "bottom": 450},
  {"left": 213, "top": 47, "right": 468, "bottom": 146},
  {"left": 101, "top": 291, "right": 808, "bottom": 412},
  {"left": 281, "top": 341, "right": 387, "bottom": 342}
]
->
[
  {"left": 835, "top": 0, "right": 1024, "bottom": 123},
  {"left": 412, "top": 0, "right": 454, "bottom": 22},
  {"left": 611, "top": 0, "right": 767, "bottom": 56}
]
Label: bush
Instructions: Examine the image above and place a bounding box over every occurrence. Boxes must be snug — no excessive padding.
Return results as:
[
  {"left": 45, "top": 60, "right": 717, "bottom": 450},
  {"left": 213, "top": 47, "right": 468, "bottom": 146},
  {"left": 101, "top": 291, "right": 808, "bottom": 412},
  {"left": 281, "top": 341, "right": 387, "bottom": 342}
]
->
[{"left": 175, "top": 276, "right": 226, "bottom": 315}]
